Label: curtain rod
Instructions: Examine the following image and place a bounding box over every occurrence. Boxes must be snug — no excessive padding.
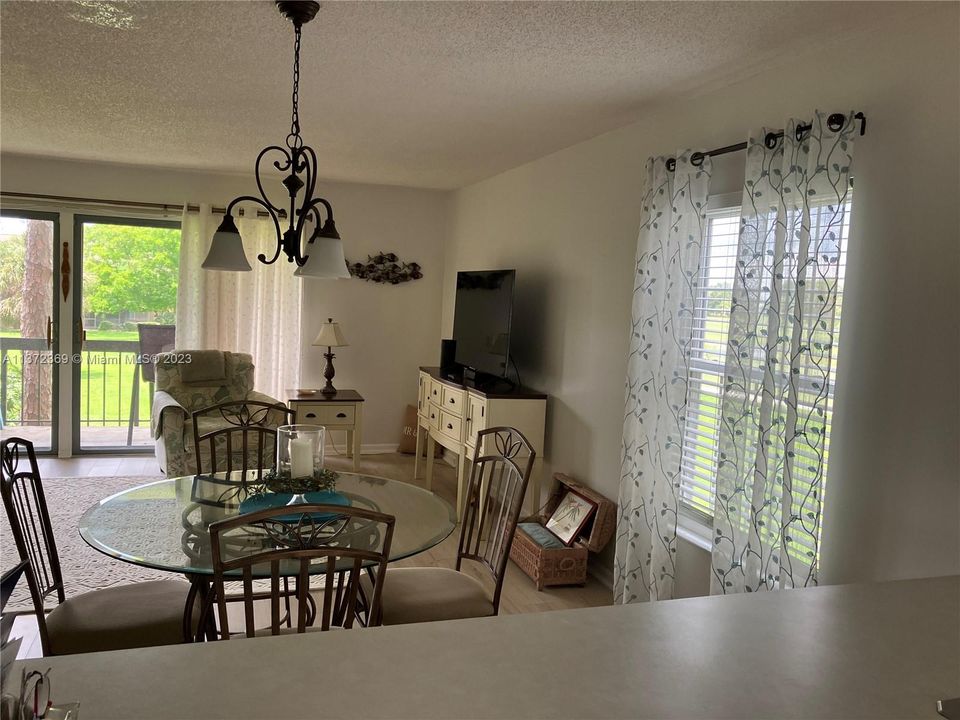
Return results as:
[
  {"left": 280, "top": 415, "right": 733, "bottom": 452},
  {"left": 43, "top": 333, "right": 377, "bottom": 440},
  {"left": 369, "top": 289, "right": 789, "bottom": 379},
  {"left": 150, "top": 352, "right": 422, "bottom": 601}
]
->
[
  {"left": 0, "top": 191, "right": 287, "bottom": 219},
  {"left": 666, "top": 112, "right": 866, "bottom": 171}
]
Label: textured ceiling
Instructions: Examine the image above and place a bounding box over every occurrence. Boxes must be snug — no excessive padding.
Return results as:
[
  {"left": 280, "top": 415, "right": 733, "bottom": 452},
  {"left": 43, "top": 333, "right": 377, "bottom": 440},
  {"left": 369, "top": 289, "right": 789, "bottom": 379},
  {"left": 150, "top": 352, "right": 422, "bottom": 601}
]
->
[{"left": 1, "top": 1, "right": 907, "bottom": 189}]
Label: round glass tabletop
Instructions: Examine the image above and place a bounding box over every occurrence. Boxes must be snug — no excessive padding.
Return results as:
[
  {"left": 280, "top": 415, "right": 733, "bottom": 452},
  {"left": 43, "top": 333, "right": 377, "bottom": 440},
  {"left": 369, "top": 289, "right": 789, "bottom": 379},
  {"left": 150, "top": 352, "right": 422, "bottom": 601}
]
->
[{"left": 79, "top": 472, "right": 457, "bottom": 576}]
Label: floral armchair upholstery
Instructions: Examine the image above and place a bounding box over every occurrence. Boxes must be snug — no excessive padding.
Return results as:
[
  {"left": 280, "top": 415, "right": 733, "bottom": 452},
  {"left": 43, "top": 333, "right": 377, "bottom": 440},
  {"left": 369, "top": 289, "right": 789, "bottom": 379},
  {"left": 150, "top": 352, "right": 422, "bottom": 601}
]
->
[{"left": 151, "top": 350, "right": 286, "bottom": 477}]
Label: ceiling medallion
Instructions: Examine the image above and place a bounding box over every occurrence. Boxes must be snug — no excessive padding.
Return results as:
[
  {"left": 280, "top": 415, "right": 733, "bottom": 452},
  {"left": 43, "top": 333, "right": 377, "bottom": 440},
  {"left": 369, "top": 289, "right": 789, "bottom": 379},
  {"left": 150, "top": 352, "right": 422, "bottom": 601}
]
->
[{"left": 202, "top": 0, "right": 349, "bottom": 279}]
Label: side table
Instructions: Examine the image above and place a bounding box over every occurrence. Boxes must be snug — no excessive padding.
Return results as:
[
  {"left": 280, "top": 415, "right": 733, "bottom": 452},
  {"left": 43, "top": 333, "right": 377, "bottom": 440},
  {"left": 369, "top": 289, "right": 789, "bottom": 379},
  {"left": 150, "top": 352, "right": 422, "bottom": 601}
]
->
[{"left": 286, "top": 389, "right": 364, "bottom": 472}]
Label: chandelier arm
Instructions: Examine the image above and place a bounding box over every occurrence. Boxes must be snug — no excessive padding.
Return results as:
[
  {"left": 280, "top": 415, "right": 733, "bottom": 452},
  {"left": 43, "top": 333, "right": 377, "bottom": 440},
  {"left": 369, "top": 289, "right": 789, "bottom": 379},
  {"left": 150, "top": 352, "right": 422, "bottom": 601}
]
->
[
  {"left": 255, "top": 145, "right": 293, "bottom": 214},
  {"left": 225, "top": 196, "right": 285, "bottom": 265},
  {"left": 306, "top": 203, "right": 324, "bottom": 235},
  {"left": 292, "top": 147, "right": 319, "bottom": 251},
  {"left": 300, "top": 145, "right": 319, "bottom": 210},
  {"left": 305, "top": 196, "right": 335, "bottom": 222}
]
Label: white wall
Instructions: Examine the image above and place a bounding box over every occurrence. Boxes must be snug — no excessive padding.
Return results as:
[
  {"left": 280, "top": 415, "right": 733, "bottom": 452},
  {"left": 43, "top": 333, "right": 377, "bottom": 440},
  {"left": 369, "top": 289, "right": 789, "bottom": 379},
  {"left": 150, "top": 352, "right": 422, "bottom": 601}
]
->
[
  {"left": 442, "top": 6, "right": 960, "bottom": 594},
  {"left": 0, "top": 154, "right": 449, "bottom": 450}
]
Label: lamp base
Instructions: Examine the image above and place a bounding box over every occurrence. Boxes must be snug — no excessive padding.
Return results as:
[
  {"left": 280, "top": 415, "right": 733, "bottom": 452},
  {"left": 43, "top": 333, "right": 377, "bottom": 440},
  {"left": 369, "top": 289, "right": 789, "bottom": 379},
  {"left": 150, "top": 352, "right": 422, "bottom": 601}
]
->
[{"left": 322, "top": 349, "right": 337, "bottom": 396}]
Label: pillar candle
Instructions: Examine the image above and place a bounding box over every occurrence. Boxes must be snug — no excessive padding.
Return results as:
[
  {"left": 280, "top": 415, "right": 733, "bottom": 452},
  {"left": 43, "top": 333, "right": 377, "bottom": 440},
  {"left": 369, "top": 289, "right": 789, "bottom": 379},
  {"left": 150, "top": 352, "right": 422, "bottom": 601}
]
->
[{"left": 289, "top": 437, "right": 314, "bottom": 478}]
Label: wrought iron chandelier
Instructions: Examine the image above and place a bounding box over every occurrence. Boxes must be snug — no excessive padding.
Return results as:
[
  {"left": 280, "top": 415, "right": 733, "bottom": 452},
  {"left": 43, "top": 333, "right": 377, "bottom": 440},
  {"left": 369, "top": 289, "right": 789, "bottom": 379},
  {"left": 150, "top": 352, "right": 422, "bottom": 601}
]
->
[{"left": 202, "top": 1, "right": 349, "bottom": 278}]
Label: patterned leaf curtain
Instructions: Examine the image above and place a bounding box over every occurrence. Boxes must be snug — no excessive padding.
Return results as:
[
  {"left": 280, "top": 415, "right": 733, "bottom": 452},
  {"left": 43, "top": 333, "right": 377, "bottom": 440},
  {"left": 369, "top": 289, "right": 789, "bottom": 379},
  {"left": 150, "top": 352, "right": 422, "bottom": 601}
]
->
[
  {"left": 711, "top": 112, "right": 856, "bottom": 593},
  {"left": 615, "top": 152, "right": 712, "bottom": 603}
]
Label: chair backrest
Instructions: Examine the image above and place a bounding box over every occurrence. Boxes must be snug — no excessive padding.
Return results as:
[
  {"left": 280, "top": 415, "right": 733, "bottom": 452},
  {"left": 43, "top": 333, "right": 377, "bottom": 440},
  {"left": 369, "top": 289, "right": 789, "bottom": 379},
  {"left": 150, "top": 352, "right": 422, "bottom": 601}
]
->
[
  {"left": 209, "top": 504, "right": 395, "bottom": 638},
  {"left": 155, "top": 350, "right": 255, "bottom": 412},
  {"left": 136, "top": 324, "right": 176, "bottom": 383},
  {"left": 457, "top": 426, "right": 535, "bottom": 614},
  {"left": 192, "top": 400, "right": 294, "bottom": 479},
  {"left": 1, "top": 560, "right": 28, "bottom": 646},
  {"left": 0, "top": 437, "right": 63, "bottom": 655}
]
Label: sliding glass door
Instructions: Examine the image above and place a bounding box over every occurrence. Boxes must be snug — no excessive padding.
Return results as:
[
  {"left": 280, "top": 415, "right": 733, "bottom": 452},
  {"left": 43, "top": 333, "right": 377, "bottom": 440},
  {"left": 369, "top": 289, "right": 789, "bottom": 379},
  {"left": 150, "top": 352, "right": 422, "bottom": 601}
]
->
[
  {"left": 73, "top": 216, "right": 181, "bottom": 452},
  {"left": 0, "top": 211, "right": 60, "bottom": 452}
]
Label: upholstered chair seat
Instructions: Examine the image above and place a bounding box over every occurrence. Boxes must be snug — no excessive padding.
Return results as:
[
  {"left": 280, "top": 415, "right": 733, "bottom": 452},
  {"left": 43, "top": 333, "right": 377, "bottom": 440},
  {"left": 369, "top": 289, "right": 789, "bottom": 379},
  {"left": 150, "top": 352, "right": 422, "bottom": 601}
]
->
[
  {"left": 360, "top": 567, "right": 494, "bottom": 625},
  {"left": 44, "top": 579, "right": 199, "bottom": 655}
]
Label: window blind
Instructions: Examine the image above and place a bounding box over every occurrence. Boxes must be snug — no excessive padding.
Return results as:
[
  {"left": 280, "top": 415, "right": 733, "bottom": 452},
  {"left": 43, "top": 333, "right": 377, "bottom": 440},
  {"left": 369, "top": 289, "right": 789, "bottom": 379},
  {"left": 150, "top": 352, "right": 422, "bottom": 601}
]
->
[{"left": 680, "top": 198, "right": 851, "bottom": 567}]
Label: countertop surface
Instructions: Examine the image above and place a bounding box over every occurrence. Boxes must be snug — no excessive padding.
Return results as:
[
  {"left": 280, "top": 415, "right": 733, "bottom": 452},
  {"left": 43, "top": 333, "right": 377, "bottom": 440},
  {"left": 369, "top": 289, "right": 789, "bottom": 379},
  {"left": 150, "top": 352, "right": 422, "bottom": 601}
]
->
[{"left": 8, "top": 575, "right": 959, "bottom": 719}]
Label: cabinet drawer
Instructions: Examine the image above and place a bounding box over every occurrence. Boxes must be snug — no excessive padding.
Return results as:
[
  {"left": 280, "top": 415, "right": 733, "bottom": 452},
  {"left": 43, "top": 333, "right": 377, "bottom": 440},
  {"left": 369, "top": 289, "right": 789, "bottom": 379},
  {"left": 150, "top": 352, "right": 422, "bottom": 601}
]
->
[
  {"left": 441, "top": 385, "right": 465, "bottom": 416},
  {"left": 428, "top": 379, "right": 443, "bottom": 404},
  {"left": 439, "top": 410, "right": 462, "bottom": 442},
  {"left": 297, "top": 404, "right": 355, "bottom": 426},
  {"left": 427, "top": 404, "right": 441, "bottom": 431}
]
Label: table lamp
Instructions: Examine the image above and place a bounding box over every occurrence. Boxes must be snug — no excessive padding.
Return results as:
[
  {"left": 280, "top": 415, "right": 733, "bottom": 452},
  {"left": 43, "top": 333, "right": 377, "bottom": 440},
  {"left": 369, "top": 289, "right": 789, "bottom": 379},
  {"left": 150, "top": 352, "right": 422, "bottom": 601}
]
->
[{"left": 313, "top": 318, "right": 349, "bottom": 396}]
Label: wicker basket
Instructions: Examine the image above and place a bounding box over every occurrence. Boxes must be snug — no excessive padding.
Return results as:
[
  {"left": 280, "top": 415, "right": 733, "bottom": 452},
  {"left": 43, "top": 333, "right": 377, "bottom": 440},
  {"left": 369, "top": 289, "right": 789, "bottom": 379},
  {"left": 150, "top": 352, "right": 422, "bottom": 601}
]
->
[{"left": 509, "top": 473, "right": 616, "bottom": 590}]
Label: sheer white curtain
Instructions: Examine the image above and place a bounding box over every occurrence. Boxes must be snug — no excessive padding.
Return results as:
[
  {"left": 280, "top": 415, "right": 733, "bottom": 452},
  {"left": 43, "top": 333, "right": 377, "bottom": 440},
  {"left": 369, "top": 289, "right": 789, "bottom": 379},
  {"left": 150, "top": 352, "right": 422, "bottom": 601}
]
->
[
  {"left": 615, "top": 152, "right": 712, "bottom": 603},
  {"left": 711, "top": 112, "right": 857, "bottom": 593},
  {"left": 176, "top": 205, "right": 302, "bottom": 399}
]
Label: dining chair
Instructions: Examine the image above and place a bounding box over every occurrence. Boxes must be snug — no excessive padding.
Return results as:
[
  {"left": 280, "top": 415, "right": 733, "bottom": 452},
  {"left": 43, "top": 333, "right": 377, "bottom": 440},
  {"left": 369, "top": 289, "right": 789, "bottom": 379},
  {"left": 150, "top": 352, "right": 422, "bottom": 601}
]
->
[
  {"left": 0, "top": 437, "right": 198, "bottom": 656},
  {"left": 362, "top": 426, "right": 535, "bottom": 626},
  {"left": 191, "top": 400, "right": 295, "bottom": 480},
  {"left": 209, "top": 504, "right": 395, "bottom": 638},
  {"left": 126, "top": 323, "right": 176, "bottom": 446},
  {"left": 1, "top": 560, "right": 28, "bottom": 647}
]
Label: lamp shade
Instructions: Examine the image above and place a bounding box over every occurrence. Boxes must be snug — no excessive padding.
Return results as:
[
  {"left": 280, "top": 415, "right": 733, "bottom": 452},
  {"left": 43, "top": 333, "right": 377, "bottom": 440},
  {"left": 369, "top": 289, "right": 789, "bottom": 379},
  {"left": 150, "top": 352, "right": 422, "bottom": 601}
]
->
[
  {"left": 294, "top": 224, "right": 351, "bottom": 279},
  {"left": 202, "top": 215, "right": 251, "bottom": 272},
  {"left": 312, "top": 318, "right": 348, "bottom": 348}
]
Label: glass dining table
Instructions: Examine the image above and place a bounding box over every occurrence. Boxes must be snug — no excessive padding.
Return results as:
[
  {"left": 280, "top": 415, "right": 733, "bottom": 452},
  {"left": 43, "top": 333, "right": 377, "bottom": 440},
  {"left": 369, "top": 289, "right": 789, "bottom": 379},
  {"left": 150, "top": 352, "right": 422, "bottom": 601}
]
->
[{"left": 78, "top": 471, "right": 457, "bottom": 638}]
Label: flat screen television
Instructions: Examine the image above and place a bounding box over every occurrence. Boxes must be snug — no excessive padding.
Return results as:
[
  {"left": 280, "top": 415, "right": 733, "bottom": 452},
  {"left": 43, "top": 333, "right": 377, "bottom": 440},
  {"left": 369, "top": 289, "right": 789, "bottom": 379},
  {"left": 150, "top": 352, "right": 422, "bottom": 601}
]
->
[{"left": 452, "top": 269, "right": 516, "bottom": 378}]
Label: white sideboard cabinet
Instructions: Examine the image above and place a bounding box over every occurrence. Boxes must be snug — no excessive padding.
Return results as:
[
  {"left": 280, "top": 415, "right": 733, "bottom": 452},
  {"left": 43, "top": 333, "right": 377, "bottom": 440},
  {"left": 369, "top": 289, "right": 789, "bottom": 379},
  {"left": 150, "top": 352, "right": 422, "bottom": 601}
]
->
[{"left": 414, "top": 367, "right": 547, "bottom": 518}]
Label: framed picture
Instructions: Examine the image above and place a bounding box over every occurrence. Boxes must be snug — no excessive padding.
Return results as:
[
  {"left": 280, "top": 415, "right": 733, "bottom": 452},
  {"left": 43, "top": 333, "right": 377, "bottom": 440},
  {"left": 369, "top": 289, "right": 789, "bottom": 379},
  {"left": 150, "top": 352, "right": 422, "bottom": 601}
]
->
[{"left": 545, "top": 490, "right": 597, "bottom": 546}]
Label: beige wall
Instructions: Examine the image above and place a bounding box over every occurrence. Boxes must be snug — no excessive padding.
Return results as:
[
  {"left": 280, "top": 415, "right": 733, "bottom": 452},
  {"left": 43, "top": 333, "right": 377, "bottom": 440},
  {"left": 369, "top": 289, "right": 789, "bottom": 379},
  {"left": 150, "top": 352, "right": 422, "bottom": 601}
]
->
[
  {"left": 0, "top": 154, "right": 449, "bottom": 451},
  {"left": 442, "top": 6, "right": 960, "bottom": 593}
]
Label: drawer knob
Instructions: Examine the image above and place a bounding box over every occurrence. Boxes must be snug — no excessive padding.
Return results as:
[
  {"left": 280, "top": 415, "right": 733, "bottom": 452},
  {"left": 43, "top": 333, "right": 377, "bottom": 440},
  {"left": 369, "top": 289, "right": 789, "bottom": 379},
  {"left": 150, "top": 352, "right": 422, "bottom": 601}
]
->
[
  {"left": 305, "top": 413, "right": 316, "bottom": 419},
  {"left": 336, "top": 412, "right": 346, "bottom": 418},
  {"left": 449, "top": 397, "right": 455, "bottom": 404},
  {"left": 431, "top": 414, "right": 436, "bottom": 419},
  {"left": 446, "top": 423, "right": 453, "bottom": 430}
]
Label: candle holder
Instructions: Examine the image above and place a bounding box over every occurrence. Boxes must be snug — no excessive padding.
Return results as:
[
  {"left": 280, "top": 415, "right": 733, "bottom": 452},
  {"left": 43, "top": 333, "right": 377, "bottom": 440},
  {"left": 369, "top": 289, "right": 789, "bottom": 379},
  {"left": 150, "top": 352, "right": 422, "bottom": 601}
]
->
[{"left": 277, "top": 425, "right": 325, "bottom": 480}]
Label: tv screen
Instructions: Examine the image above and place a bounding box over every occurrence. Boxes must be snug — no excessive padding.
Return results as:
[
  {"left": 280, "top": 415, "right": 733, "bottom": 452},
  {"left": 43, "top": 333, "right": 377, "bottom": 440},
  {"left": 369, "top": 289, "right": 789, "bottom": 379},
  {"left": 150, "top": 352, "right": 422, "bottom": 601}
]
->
[{"left": 452, "top": 270, "right": 515, "bottom": 377}]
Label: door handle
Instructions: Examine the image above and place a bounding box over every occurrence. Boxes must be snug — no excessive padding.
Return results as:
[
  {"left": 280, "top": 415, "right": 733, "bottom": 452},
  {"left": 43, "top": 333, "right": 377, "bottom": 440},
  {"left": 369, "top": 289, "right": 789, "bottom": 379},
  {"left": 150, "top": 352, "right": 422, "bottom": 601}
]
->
[
  {"left": 46, "top": 317, "right": 53, "bottom": 349},
  {"left": 76, "top": 320, "right": 86, "bottom": 348}
]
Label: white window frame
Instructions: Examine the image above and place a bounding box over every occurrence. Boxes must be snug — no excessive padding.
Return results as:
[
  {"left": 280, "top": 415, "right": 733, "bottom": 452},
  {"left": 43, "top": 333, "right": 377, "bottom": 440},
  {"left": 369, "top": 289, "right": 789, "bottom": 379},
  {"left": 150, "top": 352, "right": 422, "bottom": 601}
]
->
[{"left": 678, "top": 190, "right": 850, "bottom": 559}]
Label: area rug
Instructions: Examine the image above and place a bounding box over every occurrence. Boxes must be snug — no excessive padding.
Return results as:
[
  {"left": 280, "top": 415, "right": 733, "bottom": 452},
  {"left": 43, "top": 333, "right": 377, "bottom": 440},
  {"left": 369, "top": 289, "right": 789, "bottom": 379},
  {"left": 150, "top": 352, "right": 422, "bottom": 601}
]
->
[{"left": 0, "top": 476, "right": 172, "bottom": 611}]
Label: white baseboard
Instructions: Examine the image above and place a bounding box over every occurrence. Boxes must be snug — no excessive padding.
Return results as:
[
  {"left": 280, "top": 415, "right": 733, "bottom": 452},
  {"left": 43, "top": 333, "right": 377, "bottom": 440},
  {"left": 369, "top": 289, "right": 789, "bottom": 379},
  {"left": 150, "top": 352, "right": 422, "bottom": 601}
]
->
[{"left": 325, "top": 443, "right": 398, "bottom": 456}]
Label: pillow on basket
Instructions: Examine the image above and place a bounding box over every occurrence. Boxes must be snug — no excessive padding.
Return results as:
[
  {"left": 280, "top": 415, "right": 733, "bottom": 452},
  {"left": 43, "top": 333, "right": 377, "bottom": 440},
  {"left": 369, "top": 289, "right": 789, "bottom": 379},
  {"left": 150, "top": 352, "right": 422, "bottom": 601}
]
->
[{"left": 518, "top": 522, "right": 566, "bottom": 549}]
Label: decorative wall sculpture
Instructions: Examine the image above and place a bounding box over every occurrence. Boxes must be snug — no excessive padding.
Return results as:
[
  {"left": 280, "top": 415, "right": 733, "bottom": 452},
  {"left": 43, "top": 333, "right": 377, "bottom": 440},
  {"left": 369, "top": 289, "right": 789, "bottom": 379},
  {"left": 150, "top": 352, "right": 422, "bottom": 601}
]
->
[{"left": 348, "top": 253, "right": 422, "bottom": 284}]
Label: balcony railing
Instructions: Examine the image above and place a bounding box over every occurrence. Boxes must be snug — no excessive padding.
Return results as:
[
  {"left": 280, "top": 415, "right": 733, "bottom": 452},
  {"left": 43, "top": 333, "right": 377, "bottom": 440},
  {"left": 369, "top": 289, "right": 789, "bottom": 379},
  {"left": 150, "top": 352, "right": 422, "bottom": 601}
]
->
[{"left": 1, "top": 336, "right": 152, "bottom": 447}]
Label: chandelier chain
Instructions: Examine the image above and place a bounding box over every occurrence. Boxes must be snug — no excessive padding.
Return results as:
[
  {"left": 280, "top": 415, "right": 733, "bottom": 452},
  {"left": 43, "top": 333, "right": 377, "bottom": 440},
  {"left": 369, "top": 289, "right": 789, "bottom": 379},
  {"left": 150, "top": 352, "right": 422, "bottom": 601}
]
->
[{"left": 287, "top": 23, "right": 303, "bottom": 150}]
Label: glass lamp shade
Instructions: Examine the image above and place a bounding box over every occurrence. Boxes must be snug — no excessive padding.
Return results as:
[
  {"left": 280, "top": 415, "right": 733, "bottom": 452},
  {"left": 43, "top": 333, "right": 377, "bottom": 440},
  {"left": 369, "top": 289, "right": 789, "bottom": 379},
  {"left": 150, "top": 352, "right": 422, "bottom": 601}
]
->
[
  {"left": 294, "top": 234, "right": 351, "bottom": 279},
  {"left": 277, "top": 425, "right": 325, "bottom": 479},
  {"left": 202, "top": 215, "right": 252, "bottom": 272}
]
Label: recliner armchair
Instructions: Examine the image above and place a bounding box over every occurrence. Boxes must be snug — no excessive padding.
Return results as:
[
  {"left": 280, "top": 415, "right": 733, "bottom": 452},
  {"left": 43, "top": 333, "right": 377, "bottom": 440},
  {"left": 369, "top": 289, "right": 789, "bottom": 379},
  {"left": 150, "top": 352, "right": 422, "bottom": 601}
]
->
[{"left": 151, "top": 350, "right": 286, "bottom": 477}]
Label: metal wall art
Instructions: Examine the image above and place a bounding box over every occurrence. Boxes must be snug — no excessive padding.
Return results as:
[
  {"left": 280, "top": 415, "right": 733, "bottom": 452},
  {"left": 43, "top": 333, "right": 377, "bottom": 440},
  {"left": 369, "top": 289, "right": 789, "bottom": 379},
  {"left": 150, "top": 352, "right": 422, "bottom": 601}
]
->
[{"left": 348, "top": 253, "right": 423, "bottom": 284}]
